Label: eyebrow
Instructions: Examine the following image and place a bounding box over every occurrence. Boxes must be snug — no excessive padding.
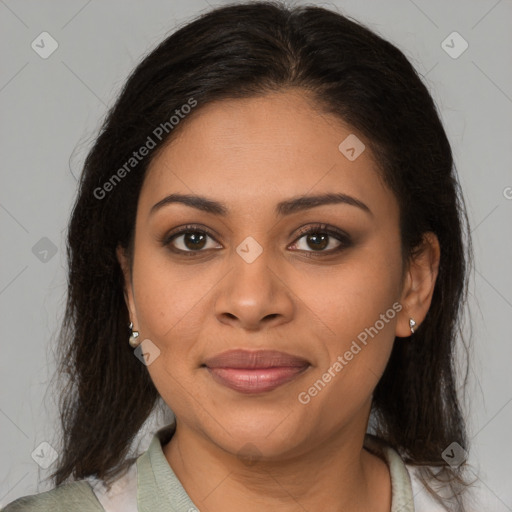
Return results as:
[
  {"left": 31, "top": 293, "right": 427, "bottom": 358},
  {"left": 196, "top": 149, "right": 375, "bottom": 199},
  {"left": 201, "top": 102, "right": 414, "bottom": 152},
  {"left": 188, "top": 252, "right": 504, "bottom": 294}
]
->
[{"left": 150, "top": 192, "right": 373, "bottom": 217}]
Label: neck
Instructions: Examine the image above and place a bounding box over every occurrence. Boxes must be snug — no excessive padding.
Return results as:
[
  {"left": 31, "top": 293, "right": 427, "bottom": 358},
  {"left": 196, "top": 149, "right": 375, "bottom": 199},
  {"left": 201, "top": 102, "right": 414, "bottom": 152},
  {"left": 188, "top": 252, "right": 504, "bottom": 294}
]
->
[{"left": 162, "top": 414, "right": 391, "bottom": 512}]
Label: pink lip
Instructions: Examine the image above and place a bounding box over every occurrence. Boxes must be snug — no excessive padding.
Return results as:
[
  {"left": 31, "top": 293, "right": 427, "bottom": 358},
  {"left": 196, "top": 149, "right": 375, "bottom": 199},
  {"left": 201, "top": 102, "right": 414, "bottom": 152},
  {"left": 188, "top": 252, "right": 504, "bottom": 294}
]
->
[{"left": 202, "top": 349, "right": 310, "bottom": 394}]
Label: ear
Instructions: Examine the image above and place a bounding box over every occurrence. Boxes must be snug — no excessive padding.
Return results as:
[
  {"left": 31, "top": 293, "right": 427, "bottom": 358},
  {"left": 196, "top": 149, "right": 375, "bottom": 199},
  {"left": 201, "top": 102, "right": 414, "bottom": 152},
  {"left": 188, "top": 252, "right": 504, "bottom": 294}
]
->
[
  {"left": 396, "top": 231, "right": 440, "bottom": 337},
  {"left": 116, "top": 244, "right": 138, "bottom": 328}
]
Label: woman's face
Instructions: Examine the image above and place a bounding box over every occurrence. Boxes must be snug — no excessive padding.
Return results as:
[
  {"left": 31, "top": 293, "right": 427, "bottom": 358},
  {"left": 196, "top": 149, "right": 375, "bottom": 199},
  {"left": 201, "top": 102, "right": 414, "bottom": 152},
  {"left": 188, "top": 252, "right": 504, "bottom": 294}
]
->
[{"left": 118, "top": 89, "right": 433, "bottom": 459}]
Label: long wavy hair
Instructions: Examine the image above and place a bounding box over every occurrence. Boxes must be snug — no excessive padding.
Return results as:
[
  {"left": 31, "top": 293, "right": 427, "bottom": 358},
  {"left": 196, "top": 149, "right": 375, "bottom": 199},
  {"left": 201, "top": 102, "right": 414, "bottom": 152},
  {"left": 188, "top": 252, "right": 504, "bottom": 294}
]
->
[{"left": 49, "top": 2, "right": 475, "bottom": 510}]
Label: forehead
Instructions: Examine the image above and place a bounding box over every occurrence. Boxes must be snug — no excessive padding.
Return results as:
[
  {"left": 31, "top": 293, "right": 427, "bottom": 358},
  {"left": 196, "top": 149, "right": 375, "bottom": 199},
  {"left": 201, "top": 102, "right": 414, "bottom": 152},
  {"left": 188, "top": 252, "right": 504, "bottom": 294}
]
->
[{"left": 139, "top": 90, "right": 396, "bottom": 218}]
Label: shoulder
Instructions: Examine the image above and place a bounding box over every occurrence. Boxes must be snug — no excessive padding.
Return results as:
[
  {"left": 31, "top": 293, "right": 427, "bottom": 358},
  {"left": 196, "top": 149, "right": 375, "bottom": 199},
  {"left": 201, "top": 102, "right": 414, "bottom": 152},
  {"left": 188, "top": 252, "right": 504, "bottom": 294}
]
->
[
  {"left": 1, "top": 480, "right": 105, "bottom": 512},
  {"left": 405, "top": 464, "right": 452, "bottom": 512},
  {"left": 405, "top": 464, "right": 500, "bottom": 512}
]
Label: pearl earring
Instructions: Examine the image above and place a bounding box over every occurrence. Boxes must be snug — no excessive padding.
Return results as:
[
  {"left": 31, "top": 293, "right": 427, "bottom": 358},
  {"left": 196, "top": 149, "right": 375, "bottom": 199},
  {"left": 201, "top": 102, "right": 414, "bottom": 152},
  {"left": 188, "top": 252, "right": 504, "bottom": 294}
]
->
[
  {"left": 128, "top": 321, "right": 141, "bottom": 348},
  {"left": 409, "top": 318, "right": 417, "bottom": 334}
]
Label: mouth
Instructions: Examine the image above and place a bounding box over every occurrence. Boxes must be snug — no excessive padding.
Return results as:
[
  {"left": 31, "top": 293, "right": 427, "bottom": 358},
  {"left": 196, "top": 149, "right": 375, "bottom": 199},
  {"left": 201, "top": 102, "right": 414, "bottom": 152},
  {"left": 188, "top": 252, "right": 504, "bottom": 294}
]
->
[{"left": 202, "top": 349, "right": 311, "bottom": 394}]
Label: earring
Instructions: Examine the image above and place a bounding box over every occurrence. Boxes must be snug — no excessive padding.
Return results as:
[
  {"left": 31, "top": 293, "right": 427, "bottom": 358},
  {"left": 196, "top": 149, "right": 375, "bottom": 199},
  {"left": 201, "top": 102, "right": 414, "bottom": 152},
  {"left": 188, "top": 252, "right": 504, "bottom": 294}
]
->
[
  {"left": 409, "top": 318, "right": 417, "bottom": 334},
  {"left": 128, "top": 321, "right": 141, "bottom": 348}
]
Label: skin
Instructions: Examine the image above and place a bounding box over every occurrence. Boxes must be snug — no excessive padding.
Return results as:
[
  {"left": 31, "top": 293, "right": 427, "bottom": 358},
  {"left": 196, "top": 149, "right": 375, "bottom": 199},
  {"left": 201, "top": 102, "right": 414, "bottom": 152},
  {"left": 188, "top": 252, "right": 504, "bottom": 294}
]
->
[{"left": 117, "top": 89, "right": 440, "bottom": 512}]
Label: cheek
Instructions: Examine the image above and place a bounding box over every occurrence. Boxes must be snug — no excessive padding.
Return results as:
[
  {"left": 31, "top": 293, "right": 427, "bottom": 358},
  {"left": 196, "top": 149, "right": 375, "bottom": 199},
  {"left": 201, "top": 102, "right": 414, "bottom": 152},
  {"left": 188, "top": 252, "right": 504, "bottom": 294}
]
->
[
  {"left": 295, "top": 240, "right": 402, "bottom": 340},
  {"left": 133, "top": 254, "right": 202, "bottom": 412},
  {"left": 132, "top": 243, "right": 208, "bottom": 340},
  {"left": 293, "top": 238, "right": 401, "bottom": 400},
  {"left": 130, "top": 251, "right": 205, "bottom": 403}
]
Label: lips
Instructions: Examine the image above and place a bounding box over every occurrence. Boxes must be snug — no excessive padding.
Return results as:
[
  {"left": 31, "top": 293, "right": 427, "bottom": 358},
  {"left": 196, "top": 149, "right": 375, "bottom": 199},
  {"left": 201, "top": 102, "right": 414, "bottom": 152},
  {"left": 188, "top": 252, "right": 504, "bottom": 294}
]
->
[
  {"left": 203, "top": 349, "right": 310, "bottom": 369},
  {"left": 202, "top": 349, "right": 310, "bottom": 394}
]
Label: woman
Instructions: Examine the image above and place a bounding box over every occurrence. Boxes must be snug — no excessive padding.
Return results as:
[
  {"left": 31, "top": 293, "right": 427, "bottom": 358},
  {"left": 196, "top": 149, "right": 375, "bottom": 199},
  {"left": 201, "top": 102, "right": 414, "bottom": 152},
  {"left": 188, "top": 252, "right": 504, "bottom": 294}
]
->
[{"left": 3, "top": 1, "right": 479, "bottom": 511}]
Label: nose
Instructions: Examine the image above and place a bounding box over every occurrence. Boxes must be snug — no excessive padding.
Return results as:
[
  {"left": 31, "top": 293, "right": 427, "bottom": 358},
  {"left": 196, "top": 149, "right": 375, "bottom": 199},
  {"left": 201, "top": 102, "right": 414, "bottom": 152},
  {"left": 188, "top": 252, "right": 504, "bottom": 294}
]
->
[{"left": 214, "top": 246, "right": 295, "bottom": 331}]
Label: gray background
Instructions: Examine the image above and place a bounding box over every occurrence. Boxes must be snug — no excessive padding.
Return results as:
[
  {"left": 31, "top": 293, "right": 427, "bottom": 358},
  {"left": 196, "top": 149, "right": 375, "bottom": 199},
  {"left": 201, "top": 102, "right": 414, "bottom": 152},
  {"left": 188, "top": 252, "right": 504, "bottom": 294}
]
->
[{"left": 1, "top": 0, "right": 511, "bottom": 509}]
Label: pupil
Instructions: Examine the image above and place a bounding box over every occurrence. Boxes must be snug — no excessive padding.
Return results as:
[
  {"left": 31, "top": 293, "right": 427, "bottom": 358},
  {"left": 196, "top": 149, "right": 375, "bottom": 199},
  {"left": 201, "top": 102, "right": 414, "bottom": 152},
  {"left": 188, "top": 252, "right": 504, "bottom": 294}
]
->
[
  {"left": 308, "top": 233, "right": 328, "bottom": 250},
  {"left": 185, "top": 232, "right": 206, "bottom": 250}
]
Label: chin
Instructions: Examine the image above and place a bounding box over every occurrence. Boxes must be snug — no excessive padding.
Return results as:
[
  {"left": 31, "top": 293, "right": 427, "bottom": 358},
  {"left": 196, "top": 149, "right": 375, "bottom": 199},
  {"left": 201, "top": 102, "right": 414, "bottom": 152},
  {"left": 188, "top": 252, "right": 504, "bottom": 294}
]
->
[{"left": 199, "top": 411, "right": 308, "bottom": 460}]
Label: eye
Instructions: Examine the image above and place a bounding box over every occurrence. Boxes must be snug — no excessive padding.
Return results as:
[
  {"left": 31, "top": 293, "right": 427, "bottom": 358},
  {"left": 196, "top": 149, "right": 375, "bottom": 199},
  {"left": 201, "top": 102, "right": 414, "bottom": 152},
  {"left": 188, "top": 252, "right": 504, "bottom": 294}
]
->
[
  {"left": 289, "top": 223, "right": 352, "bottom": 255},
  {"left": 163, "top": 225, "right": 221, "bottom": 255},
  {"left": 161, "top": 223, "right": 352, "bottom": 257}
]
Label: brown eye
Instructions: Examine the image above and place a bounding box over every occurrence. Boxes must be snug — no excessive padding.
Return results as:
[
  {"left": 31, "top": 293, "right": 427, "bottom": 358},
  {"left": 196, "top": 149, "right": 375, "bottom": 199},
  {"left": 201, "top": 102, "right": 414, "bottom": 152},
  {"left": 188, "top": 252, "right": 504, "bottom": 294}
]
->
[
  {"left": 290, "top": 224, "right": 352, "bottom": 255},
  {"left": 163, "top": 225, "right": 221, "bottom": 255},
  {"left": 180, "top": 232, "right": 208, "bottom": 251},
  {"left": 303, "top": 233, "right": 330, "bottom": 251}
]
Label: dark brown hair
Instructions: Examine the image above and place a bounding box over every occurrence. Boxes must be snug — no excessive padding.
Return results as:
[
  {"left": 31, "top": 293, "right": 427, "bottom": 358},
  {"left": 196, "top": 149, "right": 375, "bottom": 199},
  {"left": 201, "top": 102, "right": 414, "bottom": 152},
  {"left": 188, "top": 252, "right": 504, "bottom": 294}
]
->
[{"left": 49, "top": 2, "right": 475, "bottom": 510}]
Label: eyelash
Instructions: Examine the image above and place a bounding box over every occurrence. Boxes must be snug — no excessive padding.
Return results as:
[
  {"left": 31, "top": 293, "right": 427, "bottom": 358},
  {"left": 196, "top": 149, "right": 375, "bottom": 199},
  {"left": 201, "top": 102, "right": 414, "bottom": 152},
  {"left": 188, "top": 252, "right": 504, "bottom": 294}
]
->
[{"left": 161, "top": 223, "right": 352, "bottom": 258}]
